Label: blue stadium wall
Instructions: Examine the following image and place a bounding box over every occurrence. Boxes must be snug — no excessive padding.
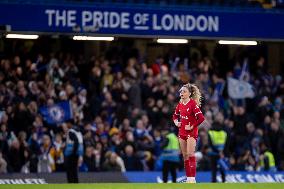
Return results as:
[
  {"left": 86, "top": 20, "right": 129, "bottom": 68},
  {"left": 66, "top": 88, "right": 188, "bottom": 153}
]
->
[
  {"left": 0, "top": 171, "right": 284, "bottom": 184},
  {"left": 0, "top": 2, "right": 284, "bottom": 40}
]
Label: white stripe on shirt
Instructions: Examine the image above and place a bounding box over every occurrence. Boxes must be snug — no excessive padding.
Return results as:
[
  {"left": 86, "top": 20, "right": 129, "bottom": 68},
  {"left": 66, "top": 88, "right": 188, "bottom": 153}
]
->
[{"left": 194, "top": 112, "right": 202, "bottom": 116}]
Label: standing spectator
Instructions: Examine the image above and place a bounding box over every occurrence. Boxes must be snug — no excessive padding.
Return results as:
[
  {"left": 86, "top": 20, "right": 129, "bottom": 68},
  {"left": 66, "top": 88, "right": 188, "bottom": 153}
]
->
[
  {"left": 208, "top": 118, "right": 229, "bottom": 183},
  {"left": 128, "top": 79, "right": 142, "bottom": 109},
  {"left": 259, "top": 142, "right": 277, "bottom": 172},
  {"left": 232, "top": 106, "right": 249, "bottom": 150},
  {"left": 266, "top": 121, "right": 284, "bottom": 169},
  {"left": 160, "top": 128, "right": 180, "bottom": 183},
  {"left": 64, "top": 122, "right": 83, "bottom": 183}
]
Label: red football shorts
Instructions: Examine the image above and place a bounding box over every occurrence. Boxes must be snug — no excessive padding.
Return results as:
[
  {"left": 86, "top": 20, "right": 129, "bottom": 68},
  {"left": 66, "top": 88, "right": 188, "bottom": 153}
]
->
[{"left": 178, "top": 134, "right": 198, "bottom": 141}]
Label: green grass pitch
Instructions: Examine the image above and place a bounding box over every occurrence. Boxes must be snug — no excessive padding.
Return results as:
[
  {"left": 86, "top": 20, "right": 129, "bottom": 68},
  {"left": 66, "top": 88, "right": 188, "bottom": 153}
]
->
[{"left": 0, "top": 183, "right": 283, "bottom": 189}]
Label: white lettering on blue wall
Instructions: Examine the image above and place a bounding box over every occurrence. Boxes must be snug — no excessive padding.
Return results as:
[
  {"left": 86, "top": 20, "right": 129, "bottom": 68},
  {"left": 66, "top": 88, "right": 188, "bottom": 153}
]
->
[
  {"left": 152, "top": 14, "right": 219, "bottom": 32},
  {"left": 0, "top": 178, "right": 47, "bottom": 184},
  {"left": 45, "top": 9, "right": 218, "bottom": 32},
  {"left": 45, "top": 9, "right": 77, "bottom": 27},
  {"left": 217, "top": 174, "right": 284, "bottom": 183},
  {"left": 80, "top": 11, "right": 130, "bottom": 29}
]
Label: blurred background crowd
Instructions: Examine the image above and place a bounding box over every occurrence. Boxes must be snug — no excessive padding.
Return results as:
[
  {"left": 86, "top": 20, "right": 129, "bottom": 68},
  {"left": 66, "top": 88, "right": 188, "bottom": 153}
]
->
[{"left": 0, "top": 41, "right": 284, "bottom": 174}]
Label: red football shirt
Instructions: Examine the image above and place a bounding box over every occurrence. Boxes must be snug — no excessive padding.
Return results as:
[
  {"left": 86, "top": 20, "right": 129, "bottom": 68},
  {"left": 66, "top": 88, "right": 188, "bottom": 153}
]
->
[{"left": 172, "top": 99, "right": 205, "bottom": 138}]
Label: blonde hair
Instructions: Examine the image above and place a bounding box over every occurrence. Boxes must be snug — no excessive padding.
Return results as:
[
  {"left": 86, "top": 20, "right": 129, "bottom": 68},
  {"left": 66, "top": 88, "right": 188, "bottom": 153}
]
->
[{"left": 182, "top": 83, "right": 202, "bottom": 107}]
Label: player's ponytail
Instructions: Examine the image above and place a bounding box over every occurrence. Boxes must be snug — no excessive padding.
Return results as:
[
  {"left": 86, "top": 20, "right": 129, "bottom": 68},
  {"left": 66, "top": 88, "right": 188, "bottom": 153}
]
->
[{"left": 183, "top": 83, "right": 202, "bottom": 107}]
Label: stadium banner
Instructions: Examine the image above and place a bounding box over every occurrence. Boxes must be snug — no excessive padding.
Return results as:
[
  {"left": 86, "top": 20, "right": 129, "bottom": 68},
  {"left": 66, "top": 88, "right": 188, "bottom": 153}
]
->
[
  {"left": 0, "top": 171, "right": 283, "bottom": 184},
  {"left": 125, "top": 171, "right": 284, "bottom": 183},
  {"left": 0, "top": 172, "right": 128, "bottom": 184},
  {"left": 0, "top": 3, "right": 284, "bottom": 40}
]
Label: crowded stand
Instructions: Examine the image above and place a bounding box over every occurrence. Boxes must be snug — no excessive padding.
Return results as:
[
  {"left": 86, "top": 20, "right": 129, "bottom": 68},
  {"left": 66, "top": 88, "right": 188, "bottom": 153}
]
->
[{"left": 0, "top": 41, "right": 283, "bottom": 174}]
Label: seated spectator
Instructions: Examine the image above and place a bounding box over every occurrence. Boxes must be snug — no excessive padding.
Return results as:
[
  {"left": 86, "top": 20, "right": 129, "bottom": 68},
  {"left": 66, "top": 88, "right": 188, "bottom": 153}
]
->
[
  {"left": 54, "top": 133, "right": 65, "bottom": 172},
  {"left": 83, "top": 146, "right": 97, "bottom": 172},
  {"left": 102, "top": 151, "right": 125, "bottom": 172},
  {"left": 0, "top": 152, "right": 7, "bottom": 173},
  {"left": 236, "top": 149, "right": 256, "bottom": 171},
  {"left": 122, "top": 145, "right": 143, "bottom": 171},
  {"left": 7, "top": 139, "right": 26, "bottom": 172},
  {"left": 37, "top": 134, "right": 55, "bottom": 173}
]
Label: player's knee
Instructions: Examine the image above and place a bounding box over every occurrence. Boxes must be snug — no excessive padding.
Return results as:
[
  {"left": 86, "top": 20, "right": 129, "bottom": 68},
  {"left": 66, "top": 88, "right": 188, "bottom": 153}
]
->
[
  {"left": 183, "top": 154, "right": 189, "bottom": 160},
  {"left": 188, "top": 152, "right": 195, "bottom": 157}
]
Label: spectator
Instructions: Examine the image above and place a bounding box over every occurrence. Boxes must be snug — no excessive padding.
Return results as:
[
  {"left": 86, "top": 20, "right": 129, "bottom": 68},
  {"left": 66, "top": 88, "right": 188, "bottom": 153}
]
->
[
  {"left": 37, "top": 134, "right": 55, "bottom": 173},
  {"left": 122, "top": 145, "right": 143, "bottom": 171},
  {"left": 259, "top": 142, "right": 277, "bottom": 172},
  {"left": 266, "top": 121, "right": 284, "bottom": 169},
  {"left": 83, "top": 146, "right": 97, "bottom": 172},
  {"left": 0, "top": 123, "right": 11, "bottom": 156},
  {"left": 54, "top": 133, "right": 65, "bottom": 172},
  {"left": 64, "top": 123, "right": 83, "bottom": 183},
  {"left": 0, "top": 152, "right": 7, "bottom": 173},
  {"left": 7, "top": 139, "right": 25, "bottom": 172},
  {"left": 102, "top": 151, "right": 125, "bottom": 172},
  {"left": 12, "top": 102, "right": 33, "bottom": 135}
]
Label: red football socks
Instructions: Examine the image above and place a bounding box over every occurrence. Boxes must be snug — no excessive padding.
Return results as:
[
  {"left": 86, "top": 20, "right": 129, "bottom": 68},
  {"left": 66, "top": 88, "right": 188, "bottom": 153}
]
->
[
  {"left": 188, "top": 156, "right": 196, "bottom": 177},
  {"left": 184, "top": 160, "right": 190, "bottom": 177}
]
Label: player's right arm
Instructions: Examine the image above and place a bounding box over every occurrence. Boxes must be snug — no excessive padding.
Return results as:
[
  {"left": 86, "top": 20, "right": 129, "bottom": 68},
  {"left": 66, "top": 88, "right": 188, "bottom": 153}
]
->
[{"left": 172, "top": 103, "right": 181, "bottom": 127}]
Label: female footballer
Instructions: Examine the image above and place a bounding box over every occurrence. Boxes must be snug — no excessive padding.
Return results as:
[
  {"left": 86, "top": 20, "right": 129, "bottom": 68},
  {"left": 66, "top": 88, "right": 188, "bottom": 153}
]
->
[{"left": 172, "top": 83, "right": 205, "bottom": 183}]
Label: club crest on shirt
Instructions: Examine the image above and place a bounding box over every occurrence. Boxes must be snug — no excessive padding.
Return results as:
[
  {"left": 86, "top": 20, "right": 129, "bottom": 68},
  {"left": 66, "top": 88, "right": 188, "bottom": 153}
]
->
[{"left": 180, "top": 115, "right": 189, "bottom": 119}]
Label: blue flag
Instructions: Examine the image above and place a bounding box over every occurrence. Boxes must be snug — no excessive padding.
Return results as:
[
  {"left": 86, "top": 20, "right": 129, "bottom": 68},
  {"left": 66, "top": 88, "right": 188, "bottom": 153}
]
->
[
  {"left": 211, "top": 81, "right": 225, "bottom": 108},
  {"left": 239, "top": 58, "right": 250, "bottom": 81},
  {"left": 227, "top": 77, "right": 255, "bottom": 99},
  {"left": 39, "top": 101, "right": 73, "bottom": 125}
]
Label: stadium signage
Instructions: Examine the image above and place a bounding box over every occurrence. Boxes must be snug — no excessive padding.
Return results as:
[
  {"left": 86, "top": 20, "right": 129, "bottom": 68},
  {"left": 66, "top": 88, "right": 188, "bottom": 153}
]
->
[
  {"left": 217, "top": 173, "right": 284, "bottom": 183},
  {"left": 0, "top": 178, "right": 47, "bottom": 184},
  {"left": 0, "top": 172, "right": 283, "bottom": 183},
  {"left": 0, "top": 3, "right": 284, "bottom": 39},
  {"left": 45, "top": 10, "right": 219, "bottom": 33},
  {"left": 152, "top": 14, "right": 218, "bottom": 32},
  {"left": 125, "top": 171, "right": 284, "bottom": 183}
]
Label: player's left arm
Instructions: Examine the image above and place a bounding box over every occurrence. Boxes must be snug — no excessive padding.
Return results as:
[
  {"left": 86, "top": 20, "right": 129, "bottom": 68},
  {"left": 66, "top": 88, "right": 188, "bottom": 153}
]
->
[{"left": 192, "top": 101, "right": 205, "bottom": 128}]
